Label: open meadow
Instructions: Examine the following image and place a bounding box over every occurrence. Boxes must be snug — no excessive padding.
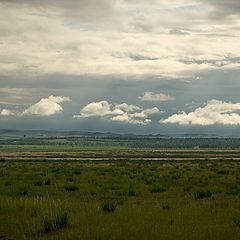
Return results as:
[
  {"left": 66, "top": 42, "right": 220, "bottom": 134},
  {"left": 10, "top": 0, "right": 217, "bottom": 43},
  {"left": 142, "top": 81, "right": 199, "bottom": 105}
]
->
[{"left": 1, "top": 138, "right": 240, "bottom": 240}]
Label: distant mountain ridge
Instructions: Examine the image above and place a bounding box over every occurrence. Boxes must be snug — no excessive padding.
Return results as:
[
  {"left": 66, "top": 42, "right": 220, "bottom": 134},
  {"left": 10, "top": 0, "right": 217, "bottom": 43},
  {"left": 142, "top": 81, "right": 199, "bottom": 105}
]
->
[{"left": 0, "top": 129, "right": 237, "bottom": 139}]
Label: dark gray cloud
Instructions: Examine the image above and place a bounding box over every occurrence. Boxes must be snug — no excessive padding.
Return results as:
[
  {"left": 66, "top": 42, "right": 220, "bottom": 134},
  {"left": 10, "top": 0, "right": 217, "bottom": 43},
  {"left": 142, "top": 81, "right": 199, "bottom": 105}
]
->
[
  {"left": 0, "top": 0, "right": 112, "bottom": 9},
  {"left": 0, "top": 0, "right": 114, "bottom": 20},
  {"left": 113, "top": 52, "right": 159, "bottom": 61},
  {"left": 127, "top": 53, "right": 159, "bottom": 61},
  {"left": 1, "top": 0, "right": 240, "bottom": 20},
  {"left": 202, "top": 0, "right": 240, "bottom": 17},
  {"left": 169, "top": 29, "right": 190, "bottom": 35}
]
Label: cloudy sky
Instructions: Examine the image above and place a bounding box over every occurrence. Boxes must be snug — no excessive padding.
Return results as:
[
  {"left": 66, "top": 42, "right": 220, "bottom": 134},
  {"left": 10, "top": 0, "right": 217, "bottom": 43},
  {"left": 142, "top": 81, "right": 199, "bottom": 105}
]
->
[{"left": 0, "top": 0, "right": 240, "bottom": 135}]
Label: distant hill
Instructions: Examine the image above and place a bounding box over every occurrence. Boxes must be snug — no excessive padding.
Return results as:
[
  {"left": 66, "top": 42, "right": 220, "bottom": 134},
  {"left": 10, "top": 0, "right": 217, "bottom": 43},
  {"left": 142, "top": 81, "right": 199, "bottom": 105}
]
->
[
  {"left": 0, "top": 129, "right": 237, "bottom": 139},
  {"left": 0, "top": 129, "right": 239, "bottom": 148}
]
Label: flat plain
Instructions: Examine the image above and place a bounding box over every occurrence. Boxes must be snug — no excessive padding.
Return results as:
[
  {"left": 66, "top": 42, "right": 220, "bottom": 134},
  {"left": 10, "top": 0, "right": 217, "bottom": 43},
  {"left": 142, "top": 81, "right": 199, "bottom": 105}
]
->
[{"left": 0, "top": 138, "right": 240, "bottom": 240}]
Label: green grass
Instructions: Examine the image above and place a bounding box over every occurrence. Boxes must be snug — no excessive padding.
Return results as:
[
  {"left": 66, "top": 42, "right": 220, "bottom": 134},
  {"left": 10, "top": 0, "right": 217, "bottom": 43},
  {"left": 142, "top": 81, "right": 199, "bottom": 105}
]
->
[{"left": 0, "top": 147, "right": 240, "bottom": 239}]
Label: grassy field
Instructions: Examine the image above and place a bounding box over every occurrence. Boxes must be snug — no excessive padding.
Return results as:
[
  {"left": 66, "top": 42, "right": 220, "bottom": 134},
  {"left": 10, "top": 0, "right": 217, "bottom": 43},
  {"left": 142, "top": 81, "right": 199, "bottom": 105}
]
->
[{"left": 1, "top": 145, "right": 240, "bottom": 240}]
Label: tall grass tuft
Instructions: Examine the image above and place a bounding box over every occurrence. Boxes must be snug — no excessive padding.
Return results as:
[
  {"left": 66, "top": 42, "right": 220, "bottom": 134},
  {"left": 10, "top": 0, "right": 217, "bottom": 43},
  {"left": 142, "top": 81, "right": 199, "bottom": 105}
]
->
[
  {"left": 233, "top": 215, "right": 240, "bottom": 229},
  {"left": 100, "top": 200, "right": 117, "bottom": 213},
  {"left": 149, "top": 184, "right": 166, "bottom": 193},
  {"left": 73, "top": 169, "right": 82, "bottom": 175},
  {"left": 194, "top": 190, "right": 212, "bottom": 199},
  {"left": 65, "top": 184, "right": 79, "bottom": 192},
  {"left": 44, "top": 177, "right": 51, "bottom": 185},
  {"left": 128, "top": 184, "right": 136, "bottom": 196},
  {"left": 162, "top": 202, "right": 171, "bottom": 210},
  {"left": 42, "top": 208, "right": 68, "bottom": 233},
  {"left": 17, "top": 186, "right": 29, "bottom": 197},
  {"left": 34, "top": 177, "right": 51, "bottom": 186}
]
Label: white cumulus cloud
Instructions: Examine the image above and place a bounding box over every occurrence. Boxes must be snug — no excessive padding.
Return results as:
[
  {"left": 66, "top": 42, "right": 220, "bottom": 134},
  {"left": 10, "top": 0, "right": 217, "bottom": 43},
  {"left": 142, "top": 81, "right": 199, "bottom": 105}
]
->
[
  {"left": 0, "top": 109, "right": 15, "bottom": 116},
  {"left": 139, "top": 91, "right": 176, "bottom": 102},
  {"left": 115, "top": 103, "right": 142, "bottom": 112},
  {"left": 22, "top": 96, "right": 71, "bottom": 116},
  {"left": 74, "top": 100, "right": 161, "bottom": 125},
  {"left": 76, "top": 100, "right": 113, "bottom": 118},
  {"left": 111, "top": 113, "right": 152, "bottom": 125},
  {"left": 160, "top": 99, "right": 240, "bottom": 125}
]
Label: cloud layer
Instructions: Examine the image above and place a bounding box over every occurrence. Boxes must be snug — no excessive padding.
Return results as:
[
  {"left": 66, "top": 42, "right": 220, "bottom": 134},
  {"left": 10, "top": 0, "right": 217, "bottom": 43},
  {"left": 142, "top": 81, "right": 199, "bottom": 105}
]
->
[
  {"left": 161, "top": 99, "right": 240, "bottom": 125},
  {"left": 0, "top": 0, "right": 240, "bottom": 78},
  {"left": 0, "top": 108, "right": 15, "bottom": 116}
]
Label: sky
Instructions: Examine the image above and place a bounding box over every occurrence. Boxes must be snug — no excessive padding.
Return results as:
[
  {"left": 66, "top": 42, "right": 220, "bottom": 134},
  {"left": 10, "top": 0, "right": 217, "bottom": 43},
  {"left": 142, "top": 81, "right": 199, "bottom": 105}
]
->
[{"left": 0, "top": 0, "right": 240, "bottom": 135}]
